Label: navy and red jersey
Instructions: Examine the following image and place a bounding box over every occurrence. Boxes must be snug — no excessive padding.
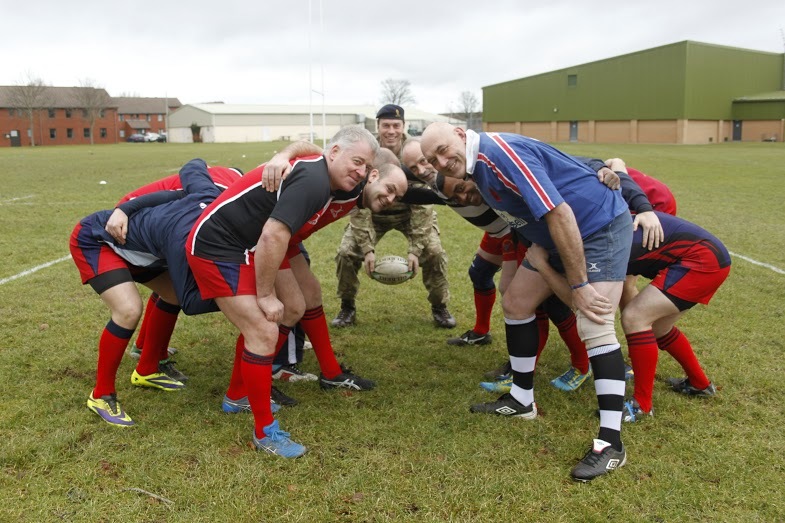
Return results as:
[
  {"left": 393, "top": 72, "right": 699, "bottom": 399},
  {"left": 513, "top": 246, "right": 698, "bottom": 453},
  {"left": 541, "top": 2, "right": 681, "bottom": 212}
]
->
[
  {"left": 627, "top": 168, "right": 677, "bottom": 216},
  {"left": 188, "top": 156, "right": 362, "bottom": 263},
  {"left": 117, "top": 166, "right": 243, "bottom": 204},
  {"left": 628, "top": 212, "right": 730, "bottom": 279}
]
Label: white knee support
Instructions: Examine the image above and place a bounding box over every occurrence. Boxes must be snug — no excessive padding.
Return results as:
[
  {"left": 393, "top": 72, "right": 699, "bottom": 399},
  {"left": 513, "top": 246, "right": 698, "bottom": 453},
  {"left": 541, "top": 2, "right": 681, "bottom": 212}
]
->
[{"left": 575, "top": 309, "right": 618, "bottom": 349}]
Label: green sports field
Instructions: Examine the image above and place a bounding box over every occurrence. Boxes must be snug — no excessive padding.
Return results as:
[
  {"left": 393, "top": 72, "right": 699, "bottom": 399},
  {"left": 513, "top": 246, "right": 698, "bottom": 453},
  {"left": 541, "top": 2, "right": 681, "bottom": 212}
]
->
[{"left": 1, "top": 141, "right": 784, "bottom": 521}]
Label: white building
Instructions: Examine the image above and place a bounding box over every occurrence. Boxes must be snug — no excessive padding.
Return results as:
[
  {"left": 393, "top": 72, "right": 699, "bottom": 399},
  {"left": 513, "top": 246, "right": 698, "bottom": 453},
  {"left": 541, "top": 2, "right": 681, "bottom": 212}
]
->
[{"left": 167, "top": 103, "right": 464, "bottom": 143}]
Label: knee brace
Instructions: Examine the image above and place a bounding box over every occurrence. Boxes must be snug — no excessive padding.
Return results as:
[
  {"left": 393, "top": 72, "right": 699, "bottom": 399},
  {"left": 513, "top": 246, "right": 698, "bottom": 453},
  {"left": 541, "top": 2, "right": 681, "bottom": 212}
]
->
[
  {"left": 575, "top": 309, "right": 618, "bottom": 349},
  {"left": 468, "top": 254, "right": 500, "bottom": 290}
]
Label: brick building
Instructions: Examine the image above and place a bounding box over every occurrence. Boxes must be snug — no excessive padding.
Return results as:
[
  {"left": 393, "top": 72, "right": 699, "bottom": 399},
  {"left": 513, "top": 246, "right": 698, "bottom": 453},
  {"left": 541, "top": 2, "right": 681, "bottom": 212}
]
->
[
  {"left": 113, "top": 97, "right": 181, "bottom": 141},
  {"left": 0, "top": 86, "right": 119, "bottom": 147}
]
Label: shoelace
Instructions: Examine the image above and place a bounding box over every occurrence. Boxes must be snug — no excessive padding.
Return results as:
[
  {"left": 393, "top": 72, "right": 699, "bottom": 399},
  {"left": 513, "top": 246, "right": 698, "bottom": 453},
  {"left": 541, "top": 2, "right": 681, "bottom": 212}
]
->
[
  {"left": 337, "top": 309, "right": 354, "bottom": 321},
  {"left": 104, "top": 394, "right": 121, "bottom": 414},
  {"left": 580, "top": 446, "right": 606, "bottom": 467},
  {"left": 268, "top": 429, "right": 292, "bottom": 443}
]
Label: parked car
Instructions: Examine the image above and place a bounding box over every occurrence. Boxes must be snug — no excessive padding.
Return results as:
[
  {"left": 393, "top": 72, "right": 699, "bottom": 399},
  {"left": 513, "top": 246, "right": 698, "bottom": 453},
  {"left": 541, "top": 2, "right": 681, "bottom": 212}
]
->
[
  {"left": 144, "top": 133, "right": 160, "bottom": 142},
  {"left": 127, "top": 133, "right": 145, "bottom": 142},
  {"left": 156, "top": 132, "right": 167, "bottom": 143}
]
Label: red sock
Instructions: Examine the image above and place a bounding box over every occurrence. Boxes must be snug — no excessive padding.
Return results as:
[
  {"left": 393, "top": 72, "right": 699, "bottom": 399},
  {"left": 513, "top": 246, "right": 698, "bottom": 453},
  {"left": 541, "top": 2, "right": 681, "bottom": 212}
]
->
[
  {"left": 225, "top": 335, "right": 246, "bottom": 400},
  {"left": 535, "top": 310, "right": 549, "bottom": 363},
  {"left": 134, "top": 293, "right": 158, "bottom": 350},
  {"left": 472, "top": 288, "right": 496, "bottom": 335},
  {"left": 657, "top": 327, "right": 710, "bottom": 390},
  {"left": 626, "top": 330, "right": 658, "bottom": 413},
  {"left": 273, "top": 325, "right": 292, "bottom": 358},
  {"left": 135, "top": 299, "right": 180, "bottom": 376},
  {"left": 93, "top": 320, "right": 135, "bottom": 398},
  {"left": 555, "top": 313, "right": 589, "bottom": 374},
  {"left": 240, "top": 349, "right": 274, "bottom": 439},
  {"left": 300, "top": 306, "right": 342, "bottom": 378}
]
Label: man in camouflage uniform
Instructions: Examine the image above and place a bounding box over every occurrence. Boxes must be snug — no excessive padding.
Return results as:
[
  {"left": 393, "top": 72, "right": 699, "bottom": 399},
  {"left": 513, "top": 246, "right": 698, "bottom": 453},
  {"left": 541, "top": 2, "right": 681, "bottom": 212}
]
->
[{"left": 332, "top": 104, "right": 455, "bottom": 328}]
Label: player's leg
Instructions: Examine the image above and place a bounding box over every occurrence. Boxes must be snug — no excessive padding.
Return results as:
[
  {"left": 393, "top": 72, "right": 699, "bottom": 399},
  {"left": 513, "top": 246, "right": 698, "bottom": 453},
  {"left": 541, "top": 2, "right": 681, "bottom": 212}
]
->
[
  {"left": 620, "top": 284, "right": 682, "bottom": 416},
  {"left": 471, "top": 264, "right": 552, "bottom": 417},
  {"left": 414, "top": 213, "right": 455, "bottom": 328},
  {"left": 448, "top": 241, "right": 501, "bottom": 346},
  {"left": 215, "top": 294, "right": 306, "bottom": 458},
  {"left": 292, "top": 253, "right": 375, "bottom": 390},
  {"left": 333, "top": 222, "right": 367, "bottom": 327},
  {"left": 131, "top": 273, "right": 185, "bottom": 390}
]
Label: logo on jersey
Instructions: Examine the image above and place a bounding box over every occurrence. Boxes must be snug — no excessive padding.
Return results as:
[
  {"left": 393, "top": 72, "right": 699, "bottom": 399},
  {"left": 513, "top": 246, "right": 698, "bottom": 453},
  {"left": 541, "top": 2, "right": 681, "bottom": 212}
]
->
[
  {"left": 495, "top": 210, "right": 528, "bottom": 229},
  {"left": 330, "top": 206, "right": 344, "bottom": 218},
  {"left": 587, "top": 262, "right": 601, "bottom": 273}
]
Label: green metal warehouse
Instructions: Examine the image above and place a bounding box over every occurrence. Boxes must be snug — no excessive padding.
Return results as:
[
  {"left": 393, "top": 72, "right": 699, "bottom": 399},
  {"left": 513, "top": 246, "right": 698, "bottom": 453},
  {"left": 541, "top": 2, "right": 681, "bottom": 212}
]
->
[{"left": 482, "top": 41, "right": 785, "bottom": 144}]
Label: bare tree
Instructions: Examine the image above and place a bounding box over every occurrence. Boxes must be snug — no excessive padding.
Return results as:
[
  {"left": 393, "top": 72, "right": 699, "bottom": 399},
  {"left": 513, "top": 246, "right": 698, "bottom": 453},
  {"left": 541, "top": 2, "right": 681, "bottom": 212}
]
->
[
  {"left": 458, "top": 91, "right": 480, "bottom": 129},
  {"left": 75, "top": 79, "right": 112, "bottom": 145},
  {"left": 379, "top": 78, "right": 416, "bottom": 106},
  {"left": 6, "top": 74, "right": 51, "bottom": 146}
]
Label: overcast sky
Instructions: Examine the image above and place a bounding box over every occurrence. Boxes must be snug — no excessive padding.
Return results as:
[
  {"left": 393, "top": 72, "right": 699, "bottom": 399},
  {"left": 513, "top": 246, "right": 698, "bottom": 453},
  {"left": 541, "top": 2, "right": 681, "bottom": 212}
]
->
[{"left": 2, "top": 0, "right": 784, "bottom": 114}]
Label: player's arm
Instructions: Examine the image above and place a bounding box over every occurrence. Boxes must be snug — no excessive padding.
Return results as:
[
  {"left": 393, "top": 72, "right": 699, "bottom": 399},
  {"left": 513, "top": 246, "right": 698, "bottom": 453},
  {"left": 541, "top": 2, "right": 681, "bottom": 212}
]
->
[
  {"left": 254, "top": 218, "right": 292, "bottom": 323},
  {"left": 106, "top": 190, "right": 184, "bottom": 244},
  {"left": 261, "top": 141, "right": 324, "bottom": 192},
  {"left": 544, "top": 203, "right": 612, "bottom": 324},
  {"left": 606, "top": 158, "right": 664, "bottom": 250},
  {"left": 573, "top": 155, "right": 620, "bottom": 190}
]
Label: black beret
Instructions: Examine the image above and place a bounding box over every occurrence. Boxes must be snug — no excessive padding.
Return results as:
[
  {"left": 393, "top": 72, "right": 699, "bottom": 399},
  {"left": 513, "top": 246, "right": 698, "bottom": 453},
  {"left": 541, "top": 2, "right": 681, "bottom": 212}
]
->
[{"left": 376, "top": 104, "right": 404, "bottom": 120}]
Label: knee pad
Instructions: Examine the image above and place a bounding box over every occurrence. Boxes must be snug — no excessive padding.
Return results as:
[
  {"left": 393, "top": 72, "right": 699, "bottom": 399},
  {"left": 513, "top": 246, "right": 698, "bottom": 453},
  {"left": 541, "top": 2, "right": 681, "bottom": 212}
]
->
[
  {"left": 468, "top": 254, "right": 500, "bottom": 290},
  {"left": 575, "top": 310, "right": 618, "bottom": 349}
]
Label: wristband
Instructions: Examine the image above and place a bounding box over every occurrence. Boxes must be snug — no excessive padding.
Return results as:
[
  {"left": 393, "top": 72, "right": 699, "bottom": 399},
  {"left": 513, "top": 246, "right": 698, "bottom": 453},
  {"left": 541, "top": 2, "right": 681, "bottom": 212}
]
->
[{"left": 570, "top": 281, "right": 589, "bottom": 290}]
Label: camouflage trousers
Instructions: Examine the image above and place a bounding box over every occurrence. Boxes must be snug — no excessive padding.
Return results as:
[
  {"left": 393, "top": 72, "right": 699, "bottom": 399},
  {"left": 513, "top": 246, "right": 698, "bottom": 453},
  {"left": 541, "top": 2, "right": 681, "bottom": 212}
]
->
[{"left": 335, "top": 212, "right": 450, "bottom": 307}]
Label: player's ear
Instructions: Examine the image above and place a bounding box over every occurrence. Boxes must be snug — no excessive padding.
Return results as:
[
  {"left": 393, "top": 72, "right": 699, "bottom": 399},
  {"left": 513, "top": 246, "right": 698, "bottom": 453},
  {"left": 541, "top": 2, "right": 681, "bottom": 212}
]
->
[
  {"left": 328, "top": 144, "right": 340, "bottom": 161},
  {"left": 366, "top": 168, "right": 379, "bottom": 183}
]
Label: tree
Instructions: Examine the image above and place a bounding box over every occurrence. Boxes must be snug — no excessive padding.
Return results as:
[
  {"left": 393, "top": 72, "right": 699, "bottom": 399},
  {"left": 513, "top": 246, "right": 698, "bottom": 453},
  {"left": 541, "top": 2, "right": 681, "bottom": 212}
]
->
[
  {"left": 6, "top": 74, "right": 51, "bottom": 146},
  {"left": 379, "top": 78, "right": 416, "bottom": 106},
  {"left": 75, "top": 79, "right": 112, "bottom": 145},
  {"left": 457, "top": 91, "right": 480, "bottom": 130}
]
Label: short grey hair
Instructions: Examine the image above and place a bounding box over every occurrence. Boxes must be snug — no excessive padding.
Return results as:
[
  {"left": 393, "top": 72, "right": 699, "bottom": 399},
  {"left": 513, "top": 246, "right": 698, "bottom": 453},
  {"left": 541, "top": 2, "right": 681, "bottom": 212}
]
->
[
  {"left": 373, "top": 147, "right": 401, "bottom": 169},
  {"left": 328, "top": 125, "right": 380, "bottom": 158}
]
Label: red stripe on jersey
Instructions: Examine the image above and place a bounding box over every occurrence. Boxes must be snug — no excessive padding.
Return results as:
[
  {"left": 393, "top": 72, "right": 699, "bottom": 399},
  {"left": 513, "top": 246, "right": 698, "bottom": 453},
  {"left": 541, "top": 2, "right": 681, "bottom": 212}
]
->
[
  {"left": 477, "top": 153, "right": 521, "bottom": 197},
  {"left": 488, "top": 133, "right": 555, "bottom": 210}
]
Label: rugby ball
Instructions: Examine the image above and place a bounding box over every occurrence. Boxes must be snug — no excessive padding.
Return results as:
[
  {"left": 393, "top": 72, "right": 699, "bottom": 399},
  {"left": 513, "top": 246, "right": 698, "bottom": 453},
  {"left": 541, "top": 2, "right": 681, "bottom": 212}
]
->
[{"left": 371, "top": 255, "right": 413, "bottom": 285}]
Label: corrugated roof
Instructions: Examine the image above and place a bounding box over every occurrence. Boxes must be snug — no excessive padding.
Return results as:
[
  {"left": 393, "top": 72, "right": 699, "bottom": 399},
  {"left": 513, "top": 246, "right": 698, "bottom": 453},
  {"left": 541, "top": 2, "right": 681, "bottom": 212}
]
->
[
  {"left": 0, "top": 85, "right": 116, "bottom": 108},
  {"left": 113, "top": 96, "right": 182, "bottom": 114},
  {"left": 183, "top": 103, "right": 457, "bottom": 122},
  {"left": 733, "top": 91, "right": 785, "bottom": 102}
]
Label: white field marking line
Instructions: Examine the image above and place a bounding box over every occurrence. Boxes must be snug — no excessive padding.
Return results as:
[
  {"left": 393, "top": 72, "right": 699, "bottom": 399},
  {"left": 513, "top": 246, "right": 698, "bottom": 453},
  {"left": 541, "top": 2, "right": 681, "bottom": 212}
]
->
[
  {"left": 0, "top": 195, "right": 34, "bottom": 204},
  {"left": 0, "top": 255, "right": 72, "bottom": 286},
  {"left": 728, "top": 251, "right": 785, "bottom": 275}
]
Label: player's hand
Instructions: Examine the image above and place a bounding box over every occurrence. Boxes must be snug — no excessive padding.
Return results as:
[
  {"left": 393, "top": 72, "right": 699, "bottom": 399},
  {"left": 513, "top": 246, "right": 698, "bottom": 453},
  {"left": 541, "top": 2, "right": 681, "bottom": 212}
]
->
[
  {"left": 523, "top": 244, "right": 548, "bottom": 270},
  {"left": 257, "top": 294, "right": 284, "bottom": 323},
  {"left": 605, "top": 158, "right": 627, "bottom": 172},
  {"left": 571, "top": 283, "right": 613, "bottom": 324},
  {"left": 363, "top": 252, "right": 376, "bottom": 277},
  {"left": 597, "top": 167, "right": 620, "bottom": 190},
  {"left": 105, "top": 208, "right": 129, "bottom": 245},
  {"left": 407, "top": 253, "right": 420, "bottom": 277},
  {"left": 261, "top": 154, "right": 293, "bottom": 192},
  {"left": 633, "top": 211, "right": 664, "bottom": 250}
]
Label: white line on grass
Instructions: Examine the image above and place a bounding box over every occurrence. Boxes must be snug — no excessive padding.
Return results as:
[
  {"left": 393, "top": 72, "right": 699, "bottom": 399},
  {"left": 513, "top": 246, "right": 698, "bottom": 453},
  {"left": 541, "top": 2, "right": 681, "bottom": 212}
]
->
[
  {"left": 0, "top": 195, "right": 34, "bottom": 204},
  {"left": 729, "top": 251, "right": 785, "bottom": 275},
  {"left": 0, "top": 255, "right": 72, "bottom": 286}
]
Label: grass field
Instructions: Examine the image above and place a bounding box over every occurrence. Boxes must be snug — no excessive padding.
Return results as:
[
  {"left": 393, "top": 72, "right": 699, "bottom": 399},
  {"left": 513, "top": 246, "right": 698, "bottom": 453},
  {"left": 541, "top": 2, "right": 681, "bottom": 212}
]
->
[{"left": 1, "top": 141, "right": 784, "bottom": 522}]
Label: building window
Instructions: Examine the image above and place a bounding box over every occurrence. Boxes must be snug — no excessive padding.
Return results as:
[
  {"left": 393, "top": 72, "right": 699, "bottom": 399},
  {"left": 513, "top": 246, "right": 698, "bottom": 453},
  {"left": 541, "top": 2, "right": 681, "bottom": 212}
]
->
[
  {"left": 8, "top": 108, "right": 15, "bottom": 117},
  {"left": 146, "top": 114, "right": 151, "bottom": 121},
  {"left": 82, "top": 109, "right": 88, "bottom": 118},
  {"left": 27, "top": 129, "right": 32, "bottom": 138},
  {"left": 99, "top": 109, "right": 105, "bottom": 118},
  {"left": 100, "top": 128, "right": 107, "bottom": 138},
  {"left": 119, "top": 130, "right": 125, "bottom": 138},
  {"left": 119, "top": 114, "right": 124, "bottom": 122},
  {"left": 65, "top": 109, "right": 72, "bottom": 118},
  {"left": 84, "top": 128, "right": 91, "bottom": 138},
  {"left": 49, "top": 128, "right": 56, "bottom": 139},
  {"left": 67, "top": 128, "right": 73, "bottom": 139},
  {"left": 48, "top": 108, "right": 55, "bottom": 118},
  {"left": 157, "top": 114, "right": 163, "bottom": 122},
  {"left": 567, "top": 74, "right": 577, "bottom": 87}
]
